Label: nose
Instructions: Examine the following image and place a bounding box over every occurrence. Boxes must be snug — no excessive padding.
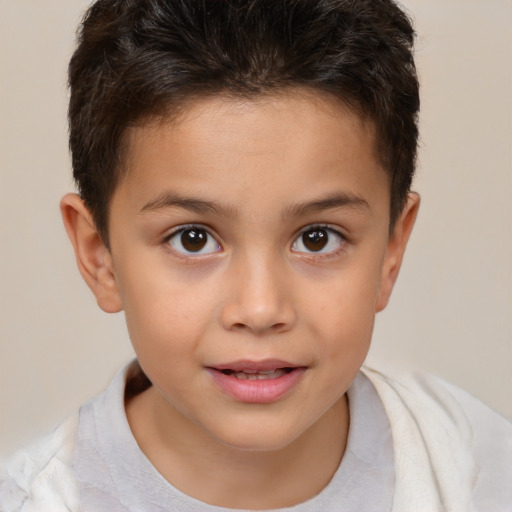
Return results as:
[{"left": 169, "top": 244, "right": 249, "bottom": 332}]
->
[{"left": 219, "top": 253, "right": 296, "bottom": 335}]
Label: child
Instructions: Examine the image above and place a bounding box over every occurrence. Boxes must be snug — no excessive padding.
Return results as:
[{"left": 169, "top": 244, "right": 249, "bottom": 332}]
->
[{"left": 1, "top": 0, "right": 511, "bottom": 510}]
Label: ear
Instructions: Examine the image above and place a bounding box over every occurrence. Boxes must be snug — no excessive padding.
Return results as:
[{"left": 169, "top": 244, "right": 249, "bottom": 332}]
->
[
  {"left": 376, "top": 192, "right": 420, "bottom": 312},
  {"left": 60, "top": 193, "right": 123, "bottom": 313}
]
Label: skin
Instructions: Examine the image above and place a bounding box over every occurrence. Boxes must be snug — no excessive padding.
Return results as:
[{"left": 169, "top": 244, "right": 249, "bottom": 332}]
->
[{"left": 61, "top": 91, "right": 419, "bottom": 509}]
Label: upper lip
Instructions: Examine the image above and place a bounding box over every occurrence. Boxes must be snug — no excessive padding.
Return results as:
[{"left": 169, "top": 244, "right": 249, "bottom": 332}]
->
[{"left": 207, "top": 359, "right": 303, "bottom": 372}]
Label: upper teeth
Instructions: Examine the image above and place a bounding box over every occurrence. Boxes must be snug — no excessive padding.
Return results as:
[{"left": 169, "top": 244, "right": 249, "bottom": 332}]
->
[{"left": 230, "top": 369, "right": 287, "bottom": 380}]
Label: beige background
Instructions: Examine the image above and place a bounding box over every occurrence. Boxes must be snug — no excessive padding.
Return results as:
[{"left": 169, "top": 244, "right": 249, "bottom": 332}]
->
[{"left": 1, "top": 0, "right": 511, "bottom": 456}]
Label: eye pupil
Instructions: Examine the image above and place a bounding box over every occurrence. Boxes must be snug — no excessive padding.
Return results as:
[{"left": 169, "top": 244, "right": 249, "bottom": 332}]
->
[
  {"left": 181, "top": 229, "right": 207, "bottom": 252},
  {"left": 302, "top": 229, "right": 328, "bottom": 251}
]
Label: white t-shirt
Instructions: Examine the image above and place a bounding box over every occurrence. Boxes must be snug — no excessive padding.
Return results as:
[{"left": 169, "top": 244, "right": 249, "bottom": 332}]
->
[{"left": 73, "top": 366, "right": 394, "bottom": 511}]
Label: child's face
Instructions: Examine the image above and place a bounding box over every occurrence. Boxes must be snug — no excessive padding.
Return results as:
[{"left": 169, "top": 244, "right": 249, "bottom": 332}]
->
[{"left": 65, "top": 91, "right": 417, "bottom": 451}]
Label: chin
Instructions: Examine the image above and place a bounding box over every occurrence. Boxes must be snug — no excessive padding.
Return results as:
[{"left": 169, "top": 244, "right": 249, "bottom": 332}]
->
[{"left": 211, "top": 421, "right": 304, "bottom": 453}]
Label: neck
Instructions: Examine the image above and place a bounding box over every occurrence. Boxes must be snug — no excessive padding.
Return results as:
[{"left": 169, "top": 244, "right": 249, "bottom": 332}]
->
[{"left": 126, "top": 387, "right": 349, "bottom": 509}]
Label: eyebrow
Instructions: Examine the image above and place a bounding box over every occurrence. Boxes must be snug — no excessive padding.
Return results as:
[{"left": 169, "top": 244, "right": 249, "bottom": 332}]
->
[
  {"left": 140, "top": 190, "right": 369, "bottom": 219},
  {"left": 282, "top": 192, "right": 370, "bottom": 219},
  {"left": 140, "top": 192, "right": 236, "bottom": 217}
]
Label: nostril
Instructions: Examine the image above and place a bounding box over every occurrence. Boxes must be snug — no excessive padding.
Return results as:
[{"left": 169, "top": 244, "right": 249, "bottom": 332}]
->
[
  {"left": 220, "top": 298, "right": 296, "bottom": 334},
  {"left": 231, "top": 321, "right": 288, "bottom": 332},
  {"left": 232, "top": 322, "right": 246, "bottom": 330}
]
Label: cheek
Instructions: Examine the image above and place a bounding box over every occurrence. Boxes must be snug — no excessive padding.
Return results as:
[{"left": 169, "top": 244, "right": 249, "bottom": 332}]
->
[
  {"left": 304, "top": 261, "right": 382, "bottom": 358},
  {"left": 119, "top": 269, "right": 217, "bottom": 362}
]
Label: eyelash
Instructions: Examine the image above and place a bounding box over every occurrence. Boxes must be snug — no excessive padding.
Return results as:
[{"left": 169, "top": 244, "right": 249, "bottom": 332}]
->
[
  {"left": 163, "top": 224, "right": 221, "bottom": 258},
  {"left": 291, "top": 224, "right": 347, "bottom": 258},
  {"left": 162, "top": 223, "right": 347, "bottom": 259}
]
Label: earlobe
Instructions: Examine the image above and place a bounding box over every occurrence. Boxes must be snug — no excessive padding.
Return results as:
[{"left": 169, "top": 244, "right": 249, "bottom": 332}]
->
[
  {"left": 376, "top": 192, "right": 420, "bottom": 312},
  {"left": 60, "top": 193, "right": 123, "bottom": 313}
]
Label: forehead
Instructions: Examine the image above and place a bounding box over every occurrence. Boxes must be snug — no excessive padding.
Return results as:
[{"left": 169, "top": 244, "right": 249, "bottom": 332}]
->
[
  {"left": 128, "top": 90, "right": 378, "bottom": 162},
  {"left": 115, "top": 91, "right": 389, "bottom": 220}
]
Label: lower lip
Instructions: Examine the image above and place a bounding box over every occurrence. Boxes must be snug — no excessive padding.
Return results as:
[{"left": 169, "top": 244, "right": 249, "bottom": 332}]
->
[{"left": 206, "top": 368, "right": 306, "bottom": 404}]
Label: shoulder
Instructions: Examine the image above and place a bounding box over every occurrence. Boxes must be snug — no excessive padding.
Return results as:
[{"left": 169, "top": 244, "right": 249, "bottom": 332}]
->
[
  {"left": 0, "top": 414, "right": 80, "bottom": 512},
  {"left": 363, "top": 367, "right": 512, "bottom": 451},
  {"left": 0, "top": 362, "right": 136, "bottom": 512},
  {"left": 426, "top": 374, "right": 512, "bottom": 511},
  {"left": 362, "top": 367, "right": 512, "bottom": 512}
]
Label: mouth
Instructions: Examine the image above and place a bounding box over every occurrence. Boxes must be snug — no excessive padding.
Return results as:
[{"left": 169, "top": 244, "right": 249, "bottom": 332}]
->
[
  {"left": 218, "top": 367, "right": 295, "bottom": 380},
  {"left": 206, "top": 360, "right": 306, "bottom": 403}
]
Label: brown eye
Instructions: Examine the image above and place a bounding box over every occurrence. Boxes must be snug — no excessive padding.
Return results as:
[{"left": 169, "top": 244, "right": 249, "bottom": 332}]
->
[
  {"left": 168, "top": 226, "right": 221, "bottom": 255},
  {"left": 181, "top": 229, "right": 207, "bottom": 252},
  {"left": 302, "top": 229, "right": 328, "bottom": 252},
  {"left": 292, "top": 226, "right": 344, "bottom": 254}
]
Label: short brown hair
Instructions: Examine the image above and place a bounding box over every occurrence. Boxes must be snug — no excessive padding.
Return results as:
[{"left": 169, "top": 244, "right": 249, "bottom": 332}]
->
[{"left": 68, "top": 0, "right": 419, "bottom": 245}]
